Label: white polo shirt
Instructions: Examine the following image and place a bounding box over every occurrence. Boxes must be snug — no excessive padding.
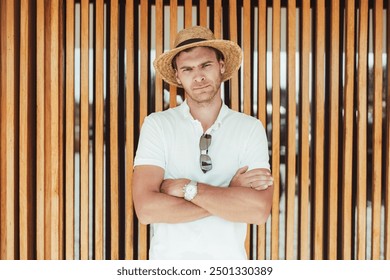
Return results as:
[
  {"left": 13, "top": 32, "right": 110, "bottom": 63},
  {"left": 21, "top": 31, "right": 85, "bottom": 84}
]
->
[{"left": 134, "top": 100, "right": 270, "bottom": 259}]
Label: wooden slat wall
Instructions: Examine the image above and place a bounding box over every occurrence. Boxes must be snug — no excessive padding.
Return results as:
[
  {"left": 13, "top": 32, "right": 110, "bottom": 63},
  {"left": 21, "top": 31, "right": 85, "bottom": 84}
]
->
[
  {"left": 58, "top": 0, "right": 65, "bottom": 260},
  {"left": 19, "top": 0, "right": 34, "bottom": 260},
  {"left": 80, "top": 0, "right": 89, "bottom": 260},
  {"left": 229, "top": 0, "right": 239, "bottom": 111},
  {"left": 313, "top": 0, "right": 325, "bottom": 260},
  {"left": 356, "top": 0, "right": 369, "bottom": 260},
  {"left": 0, "top": 0, "right": 17, "bottom": 260},
  {"left": 109, "top": 0, "right": 119, "bottom": 260},
  {"left": 44, "top": 0, "right": 52, "bottom": 259},
  {"left": 242, "top": 0, "right": 251, "bottom": 257},
  {"left": 342, "top": 0, "right": 355, "bottom": 260},
  {"left": 125, "top": 0, "right": 135, "bottom": 261},
  {"left": 138, "top": 0, "right": 149, "bottom": 260},
  {"left": 36, "top": 0, "right": 45, "bottom": 260},
  {"left": 386, "top": 0, "right": 390, "bottom": 260},
  {"left": 0, "top": 0, "right": 390, "bottom": 260},
  {"left": 327, "top": 0, "right": 340, "bottom": 260},
  {"left": 285, "top": 0, "right": 296, "bottom": 260},
  {"left": 299, "top": 0, "right": 311, "bottom": 260},
  {"left": 94, "top": 0, "right": 104, "bottom": 260},
  {"left": 169, "top": 0, "right": 178, "bottom": 108},
  {"left": 65, "top": 0, "right": 75, "bottom": 260},
  {"left": 256, "top": 0, "right": 267, "bottom": 261},
  {"left": 372, "top": 0, "right": 384, "bottom": 260},
  {"left": 46, "top": 0, "right": 61, "bottom": 260},
  {"left": 213, "top": 0, "right": 221, "bottom": 37},
  {"left": 271, "top": 0, "right": 281, "bottom": 260}
]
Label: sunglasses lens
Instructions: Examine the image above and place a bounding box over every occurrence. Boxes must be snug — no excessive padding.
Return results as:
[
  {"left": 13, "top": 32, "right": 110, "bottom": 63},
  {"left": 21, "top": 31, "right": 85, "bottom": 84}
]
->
[
  {"left": 199, "top": 134, "right": 212, "bottom": 150},
  {"left": 199, "top": 134, "right": 212, "bottom": 173},
  {"left": 200, "top": 154, "right": 212, "bottom": 173}
]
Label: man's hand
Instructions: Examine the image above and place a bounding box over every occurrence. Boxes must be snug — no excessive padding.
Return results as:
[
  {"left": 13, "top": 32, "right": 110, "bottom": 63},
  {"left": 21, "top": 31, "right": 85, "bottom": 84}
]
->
[
  {"left": 160, "top": 178, "right": 191, "bottom": 198},
  {"left": 229, "top": 166, "right": 273, "bottom": 190}
]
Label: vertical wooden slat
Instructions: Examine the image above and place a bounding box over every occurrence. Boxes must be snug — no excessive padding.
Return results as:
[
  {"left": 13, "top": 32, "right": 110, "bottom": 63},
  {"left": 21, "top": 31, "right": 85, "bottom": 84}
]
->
[
  {"left": 213, "top": 0, "right": 221, "bottom": 38},
  {"left": 271, "top": 0, "right": 281, "bottom": 260},
  {"left": 0, "top": 0, "right": 16, "bottom": 260},
  {"left": 285, "top": 0, "right": 296, "bottom": 260},
  {"left": 19, "top": 0, "right": 29, "bottom": 259},
  {"left": 199, "top": 0, "right": 207, "bottom": 27},
  {"left": 49, "top": 0, "right": 60, "bottom": 259},
  {"left": 110, "top": 0, "right": 119, "bottom": 260},
  {"left": 229, "top": 0, "right": 239, "bottom": 111},
  {"left": 242, "top": 0, "right": 251, "bottom": 116},
  {"left": 299, "top": 0, "right": 311, "bottom": 260},
  {"left": 80, "top": 0, "right": 89, "bottom": 260},
  {"left": 58, "top": 0, "right": 65, "bottom": 260},
  {"left": 36, "top": 0, "right": 45, "bottom": 260},
  {"left": 257, "top": 0, "right": 267, "bottom": 151},
  {"left": 327, "top": 0, "right": 340, "bottom": 260},
  {"left": 341, "top": 0, "right": 355, "bottom": 260},
  {"left": 44, "top": 0, "right": 52, "bottom": 259},
  {"left": 242, "top": 0, "right": 251, "bottom": 259},
  {"left": 125, "top": 0, "right": 135, "bottom": 260},
  {"left": 155, "top": 0, "right": 163, "bottom": 113},
  {"left": 169, "top": 0, "right": 178, "bottom": 108},
  {"left": 65, "top": 0, "right": 75, "bottom": 260},
  {"left": 139, "top": 0, "right": 149, "bottom": 260},
  {"left": 19, "top": 0, "right": 34, "bottom": 260},
  {"left": 386, "top": 0, "right": 390, "bottom": 261},
  {"left": 184, "top": 0, "right": 192, "bottom": 28},
  {"left": 313, "top": 0, "right": 325, "bottom": 260},
  {"left": 256, "top": 0, "right": 267, "bottom": 260},
  {"left": 356, "top": 0, "right": 368, "bottom": 260},
  {"left": 240, "top": 0, "right": 251, "bottom": 258},
  {"left": 94, "top": 0, "right": 104, "bottom": 260},
  {"left": 371, "top": 0, "right": 383, "bottom": 260},
  {"left": 44, "top": 0, "right": 52, "bottom": 258}
]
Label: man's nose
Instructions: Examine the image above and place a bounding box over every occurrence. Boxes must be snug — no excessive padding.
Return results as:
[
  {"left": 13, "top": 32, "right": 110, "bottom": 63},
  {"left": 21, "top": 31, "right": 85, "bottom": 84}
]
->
[{"left": 194, "top": 72, "right": 205, "bottom": 83}]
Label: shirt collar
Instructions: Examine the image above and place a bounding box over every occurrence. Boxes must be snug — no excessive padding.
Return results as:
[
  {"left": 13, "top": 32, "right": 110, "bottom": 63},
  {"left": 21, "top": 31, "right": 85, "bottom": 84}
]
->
[
  {"left": 178, "top": 99, "right": 230, "bottom": 131},
  {"left": 178, "top": 100, "right": 192, "bottom": 119}
]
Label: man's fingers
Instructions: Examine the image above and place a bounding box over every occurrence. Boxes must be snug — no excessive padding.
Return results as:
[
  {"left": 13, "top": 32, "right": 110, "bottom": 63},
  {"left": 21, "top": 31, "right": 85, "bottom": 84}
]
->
[
  {"left": 245, "top": 168, "right": 271, "bottom": 176},
  {"left": 253, "top": 184, "right": 272, "bottom": 191},
  {"left": 248, "top": 175, "right": 274, "bottom": 189},
  {"left": 247, "top": 174, "right": 273, "bottom": 185},
  {"left": 235, "top": 166, "right": 248, "bottom": 175}
]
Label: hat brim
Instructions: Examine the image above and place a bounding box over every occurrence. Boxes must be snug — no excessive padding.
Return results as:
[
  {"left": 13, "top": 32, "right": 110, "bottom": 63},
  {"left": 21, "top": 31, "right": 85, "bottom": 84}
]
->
[{"left": 153, "top": 40, "right": 242, "bottom": 87}]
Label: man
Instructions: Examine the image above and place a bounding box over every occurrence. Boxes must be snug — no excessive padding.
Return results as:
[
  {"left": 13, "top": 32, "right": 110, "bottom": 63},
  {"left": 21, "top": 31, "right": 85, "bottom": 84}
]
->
[{"left": 132, "top": 26, "right": 273, "bottom": 260}]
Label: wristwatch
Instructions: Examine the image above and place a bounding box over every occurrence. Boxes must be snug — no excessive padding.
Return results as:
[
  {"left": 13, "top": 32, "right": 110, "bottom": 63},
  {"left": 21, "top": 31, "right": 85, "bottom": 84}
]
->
[{"left": 183, "top": 180, "right": 198, "bottom": 201}]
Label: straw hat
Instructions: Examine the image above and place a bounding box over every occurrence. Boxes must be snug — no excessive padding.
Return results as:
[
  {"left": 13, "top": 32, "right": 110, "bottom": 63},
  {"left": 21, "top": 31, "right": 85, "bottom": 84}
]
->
[{"left": 153, "top": 26, "right": 242, "bottom": 87}]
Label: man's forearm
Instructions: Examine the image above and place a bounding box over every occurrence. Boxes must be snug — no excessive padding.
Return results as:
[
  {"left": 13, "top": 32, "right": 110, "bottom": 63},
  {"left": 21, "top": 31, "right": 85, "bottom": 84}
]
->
[
  {"left": 159, "top": 168, "right": 273, "bottom": 225},
  {"left": 137, "top": 191, "right": 210, "bottom": 224},
  {"left": 132, "top": 165, "right": 211, "bottom": 225},
  {"left": 191, "top": 183, "right": 273, "bottom": 225}
]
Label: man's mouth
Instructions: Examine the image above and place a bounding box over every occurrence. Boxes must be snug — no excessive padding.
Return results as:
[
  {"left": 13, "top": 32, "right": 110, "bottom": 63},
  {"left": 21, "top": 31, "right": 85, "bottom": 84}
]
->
[{"left": 192, "top": 84, "right": 209, "bottom": 90}]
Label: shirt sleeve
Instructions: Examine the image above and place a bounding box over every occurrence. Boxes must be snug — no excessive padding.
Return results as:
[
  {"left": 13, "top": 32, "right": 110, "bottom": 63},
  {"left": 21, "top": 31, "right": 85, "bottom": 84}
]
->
[
  {"left": 240, "top": 119, "right": 270, "bottom": 171},
  {"left": 133, "top": 115, "right": 166, "bottom": 170}
]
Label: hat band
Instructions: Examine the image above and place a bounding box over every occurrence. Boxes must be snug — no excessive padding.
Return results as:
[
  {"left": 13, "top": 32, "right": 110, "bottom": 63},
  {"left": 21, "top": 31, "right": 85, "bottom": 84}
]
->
[{"left": 176, "top": 38, "right": 207, "bottom": 48}]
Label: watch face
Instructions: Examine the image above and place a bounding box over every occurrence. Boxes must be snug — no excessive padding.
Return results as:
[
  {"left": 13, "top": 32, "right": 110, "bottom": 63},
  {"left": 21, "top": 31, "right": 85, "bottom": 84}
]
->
[
  {"left": 185, "top": 183, "right": 197, "bottom": 201},
  {"left": 188, "top": 185, "right": 196, "bottom": 196}
]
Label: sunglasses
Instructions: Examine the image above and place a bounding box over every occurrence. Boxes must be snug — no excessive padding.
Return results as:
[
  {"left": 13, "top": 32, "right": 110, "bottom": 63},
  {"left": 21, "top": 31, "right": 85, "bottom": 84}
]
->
[{"left": 199, "top": 134, "right": 212, "bottom": 173}]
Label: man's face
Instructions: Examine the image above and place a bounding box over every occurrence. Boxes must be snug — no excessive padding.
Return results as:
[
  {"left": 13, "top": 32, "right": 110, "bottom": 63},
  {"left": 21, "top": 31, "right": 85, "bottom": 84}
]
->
[{"left": 174, "top": 47, "right": 225, "bottom": 105}]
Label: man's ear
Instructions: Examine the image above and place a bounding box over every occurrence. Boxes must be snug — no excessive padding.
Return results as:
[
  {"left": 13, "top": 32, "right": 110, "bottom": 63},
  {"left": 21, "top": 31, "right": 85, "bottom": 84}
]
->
[
  {"left": 175, "top": 71, "right": 182, "bottom": 85},
  {"left": 220, "top": 60, "right": 226, "bottom": 74}
]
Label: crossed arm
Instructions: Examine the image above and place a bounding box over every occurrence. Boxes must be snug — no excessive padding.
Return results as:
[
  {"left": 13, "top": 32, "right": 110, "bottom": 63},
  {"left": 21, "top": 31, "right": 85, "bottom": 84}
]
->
[{"left": 132, "top": 165, "right": 274, "bottom": 226}]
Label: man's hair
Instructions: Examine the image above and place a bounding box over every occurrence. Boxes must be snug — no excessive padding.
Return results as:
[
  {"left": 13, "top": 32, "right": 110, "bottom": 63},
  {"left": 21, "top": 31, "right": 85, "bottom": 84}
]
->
[{"left": 171, "top": 46, "right": 225, "bottom": 70}]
